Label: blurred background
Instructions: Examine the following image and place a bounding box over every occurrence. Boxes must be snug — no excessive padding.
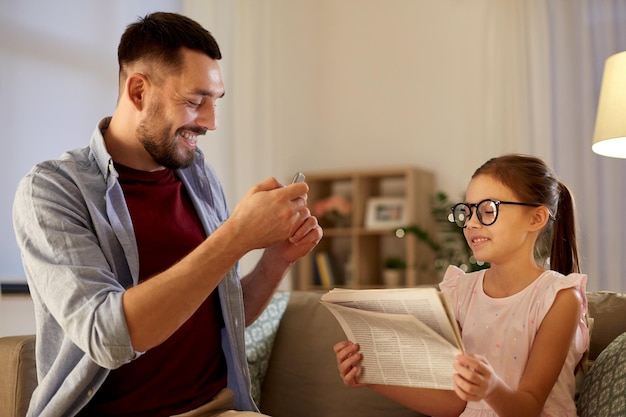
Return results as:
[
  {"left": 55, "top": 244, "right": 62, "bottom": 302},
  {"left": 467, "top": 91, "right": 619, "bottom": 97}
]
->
[{"left": 1, "top": 0, "right": 625, "bottom": 291}]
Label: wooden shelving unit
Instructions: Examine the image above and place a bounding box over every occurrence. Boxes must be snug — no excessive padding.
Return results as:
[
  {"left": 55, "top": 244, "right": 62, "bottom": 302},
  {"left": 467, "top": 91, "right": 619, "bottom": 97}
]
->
[{"left": 294, "top": 167, "right": 437, "bottom": 290}]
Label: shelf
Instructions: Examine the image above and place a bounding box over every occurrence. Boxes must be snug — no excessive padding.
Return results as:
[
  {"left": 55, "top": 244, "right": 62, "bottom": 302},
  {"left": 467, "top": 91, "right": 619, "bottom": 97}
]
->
[{"left": 294, "top": 166, "right": 437, "bottom": 290}]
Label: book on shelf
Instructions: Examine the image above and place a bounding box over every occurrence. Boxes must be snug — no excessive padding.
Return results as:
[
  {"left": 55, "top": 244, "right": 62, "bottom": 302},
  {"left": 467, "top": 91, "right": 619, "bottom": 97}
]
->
[
  {"left": 315, "top": 251, "right": 335, "bottom": 289},
  {"left": 320, "top": 287, "right": 464, "bottom": 390}
]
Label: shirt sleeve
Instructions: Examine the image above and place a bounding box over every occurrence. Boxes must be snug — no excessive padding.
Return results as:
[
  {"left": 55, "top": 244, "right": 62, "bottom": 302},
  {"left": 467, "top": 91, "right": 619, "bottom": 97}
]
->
[
  {"left": 537, "top": 272, "right": 590, "bottom": 354},
  {"left": 438, "top": 265, "right": 467, "bottom": 320},
  {"left": 13, "top": 163, "right": 138, "bottom": 369}
]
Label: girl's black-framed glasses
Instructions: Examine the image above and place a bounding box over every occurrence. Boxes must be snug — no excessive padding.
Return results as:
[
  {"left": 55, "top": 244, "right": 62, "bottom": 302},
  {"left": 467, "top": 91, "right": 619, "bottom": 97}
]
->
[{"left": 449, "top": 199, "right": 542, "bottom": 228}]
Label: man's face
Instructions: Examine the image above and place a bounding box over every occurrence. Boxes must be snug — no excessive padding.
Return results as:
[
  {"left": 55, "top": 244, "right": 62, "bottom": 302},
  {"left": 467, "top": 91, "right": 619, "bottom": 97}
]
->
[{"left": 137, "top": 49, "right": 225, "bottom": 170}]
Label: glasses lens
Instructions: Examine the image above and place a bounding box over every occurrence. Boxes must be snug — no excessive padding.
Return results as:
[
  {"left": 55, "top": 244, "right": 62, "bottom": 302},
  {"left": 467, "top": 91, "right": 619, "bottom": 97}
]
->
[
  {"left": 477, "top": 200, "right": 498, "bottom": 226},
  {"left": 453, "top": 204, "right": 471, "bottom": 227}
]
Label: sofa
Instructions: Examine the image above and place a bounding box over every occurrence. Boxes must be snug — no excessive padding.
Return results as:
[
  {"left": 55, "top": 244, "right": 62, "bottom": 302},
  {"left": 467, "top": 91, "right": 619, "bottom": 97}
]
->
[{"left": 1, "top": 290, "right": 625, "bottom": 417}]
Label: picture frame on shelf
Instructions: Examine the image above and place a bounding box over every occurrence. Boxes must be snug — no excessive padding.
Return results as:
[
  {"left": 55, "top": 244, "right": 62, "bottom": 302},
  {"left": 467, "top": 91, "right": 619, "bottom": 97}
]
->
[{"left": 365, "top": 197, "right": 408, "bottom": 230}]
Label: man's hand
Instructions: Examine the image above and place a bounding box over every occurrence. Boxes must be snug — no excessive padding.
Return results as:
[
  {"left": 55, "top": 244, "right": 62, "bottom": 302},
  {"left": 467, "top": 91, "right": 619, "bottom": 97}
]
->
[
  {"left": 268, "top": 203, "right": 323, "bottom": 264},
  {"left": 227, "top": 177, "right": 314, "bottom": 252}
]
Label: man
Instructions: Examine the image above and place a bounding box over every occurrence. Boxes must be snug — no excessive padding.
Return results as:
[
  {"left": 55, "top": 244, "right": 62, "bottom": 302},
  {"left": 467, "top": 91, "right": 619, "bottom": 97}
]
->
[{"left": 12, "top": 12, "right": 322, "bottom": 417}]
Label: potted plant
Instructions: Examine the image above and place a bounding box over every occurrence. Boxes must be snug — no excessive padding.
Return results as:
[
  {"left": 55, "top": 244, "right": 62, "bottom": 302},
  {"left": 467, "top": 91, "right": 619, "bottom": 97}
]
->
[
  {"left": 311, "top": 194, "right": 351, "bottom": 228},
  {"left": 382, "top": 256, "right": 406, "bottom": 287}
]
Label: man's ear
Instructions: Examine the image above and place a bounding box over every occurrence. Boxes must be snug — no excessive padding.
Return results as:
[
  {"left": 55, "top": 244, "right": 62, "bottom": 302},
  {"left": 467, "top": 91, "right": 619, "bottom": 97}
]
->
[
  {"left": 529, "top": 206, "right": 550, "bottom": 231},
  {"left": 125, "top": 73, "right": 149, "bottom": 111}
]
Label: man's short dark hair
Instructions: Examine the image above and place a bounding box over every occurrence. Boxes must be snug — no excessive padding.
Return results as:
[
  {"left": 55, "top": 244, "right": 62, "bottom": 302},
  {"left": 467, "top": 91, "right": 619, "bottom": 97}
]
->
[{"left": 118, "top": 12, "right": 222, "bottom": 79}]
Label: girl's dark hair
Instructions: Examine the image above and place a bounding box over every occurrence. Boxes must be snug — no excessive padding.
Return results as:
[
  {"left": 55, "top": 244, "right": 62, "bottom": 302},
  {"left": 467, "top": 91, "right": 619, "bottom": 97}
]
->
[
  {"left": 472, "top": 154, "right": 580, "bottom": 275},
  {"left": 118, "top": 12, "right": 222, "bottom": 82}
]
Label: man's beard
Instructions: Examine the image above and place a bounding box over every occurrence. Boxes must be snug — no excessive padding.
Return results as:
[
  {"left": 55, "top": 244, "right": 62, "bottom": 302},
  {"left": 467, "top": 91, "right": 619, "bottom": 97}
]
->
[{"left": 137, "top": 102, "right": 196, "bottom": 170}]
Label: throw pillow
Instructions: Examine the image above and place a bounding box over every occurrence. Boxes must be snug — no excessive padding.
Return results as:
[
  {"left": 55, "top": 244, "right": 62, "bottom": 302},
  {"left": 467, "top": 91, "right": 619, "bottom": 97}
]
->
[
  {"left": 577, "top": 331, "right": 626, "bottom": 416},
  {"left": 244, "top": 291, "right": 290, "bottom": 405}
]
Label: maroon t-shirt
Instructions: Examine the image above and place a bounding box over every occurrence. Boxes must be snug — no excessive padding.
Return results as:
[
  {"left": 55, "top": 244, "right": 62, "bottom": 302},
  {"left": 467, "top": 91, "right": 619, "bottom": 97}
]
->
[{"left": 78, "top": 164, "right": 227, "bottom": 417}]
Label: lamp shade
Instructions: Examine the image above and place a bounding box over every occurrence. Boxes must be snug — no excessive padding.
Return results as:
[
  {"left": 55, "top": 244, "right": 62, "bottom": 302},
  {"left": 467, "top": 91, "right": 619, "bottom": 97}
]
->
[{"left": 593, "top": 51, "right": 626, "bottom": 158}]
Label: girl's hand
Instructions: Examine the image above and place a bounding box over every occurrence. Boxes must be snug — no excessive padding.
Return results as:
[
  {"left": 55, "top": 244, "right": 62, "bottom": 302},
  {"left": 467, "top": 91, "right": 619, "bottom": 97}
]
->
[
  {"left": 453, "top": 353, "right": 501, "bottom": 402},
  {"left": 333, "top": 341, "right": 368, "bottom": 387}
]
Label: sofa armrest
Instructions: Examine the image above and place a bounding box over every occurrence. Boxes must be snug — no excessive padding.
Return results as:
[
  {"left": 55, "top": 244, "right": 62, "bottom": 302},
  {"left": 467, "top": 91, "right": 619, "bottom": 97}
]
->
[{"left": 0, "top": 335, "right": 37, "bottom": 417}]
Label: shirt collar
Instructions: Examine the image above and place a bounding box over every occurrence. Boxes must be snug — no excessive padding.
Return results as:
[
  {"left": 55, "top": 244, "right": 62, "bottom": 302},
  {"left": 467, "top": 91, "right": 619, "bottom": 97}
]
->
[{"left": 89, "top": 117, "right": 118, "bottom": 181}]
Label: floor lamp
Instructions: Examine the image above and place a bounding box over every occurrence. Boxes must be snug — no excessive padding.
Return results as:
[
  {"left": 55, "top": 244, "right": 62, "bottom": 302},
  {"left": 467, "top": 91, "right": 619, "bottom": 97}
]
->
[{"left": 593, "top": 51, "right": 626, "bottom": 158}]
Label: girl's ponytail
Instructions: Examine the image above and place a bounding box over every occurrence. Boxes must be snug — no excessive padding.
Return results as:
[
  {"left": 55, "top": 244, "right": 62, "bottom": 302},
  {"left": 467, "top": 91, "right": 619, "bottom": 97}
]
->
[{"left": 550, "top": 182, "right": 580, "bottom": 275}]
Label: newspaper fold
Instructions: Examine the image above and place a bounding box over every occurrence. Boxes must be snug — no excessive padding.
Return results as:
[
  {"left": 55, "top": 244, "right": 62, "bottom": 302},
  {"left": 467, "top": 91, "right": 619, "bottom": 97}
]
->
[{"left": 321, "top": 287, "right": 464, "bottom": 390}]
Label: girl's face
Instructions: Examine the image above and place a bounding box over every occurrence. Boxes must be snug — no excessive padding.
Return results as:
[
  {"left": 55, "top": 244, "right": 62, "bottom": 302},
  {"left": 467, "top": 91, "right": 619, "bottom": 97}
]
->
[{"left": 463, "top": 174, "right": 538, "bottom": 266}]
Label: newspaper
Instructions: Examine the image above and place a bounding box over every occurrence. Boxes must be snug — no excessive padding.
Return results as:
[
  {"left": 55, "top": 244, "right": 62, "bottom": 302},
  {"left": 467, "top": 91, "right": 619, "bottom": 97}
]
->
[{"left": 320, "top": 287, "right": 464, "bottom": 390}]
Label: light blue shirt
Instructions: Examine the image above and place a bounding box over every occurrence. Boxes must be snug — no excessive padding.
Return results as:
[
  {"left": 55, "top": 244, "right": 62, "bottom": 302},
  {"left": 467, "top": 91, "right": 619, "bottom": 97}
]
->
[{"left": 12, "top": 118, "right": 256, "bottom": 417}]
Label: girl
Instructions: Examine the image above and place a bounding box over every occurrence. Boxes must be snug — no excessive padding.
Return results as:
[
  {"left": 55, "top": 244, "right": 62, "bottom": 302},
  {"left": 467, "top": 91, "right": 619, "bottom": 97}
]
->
[{"left": 334, "top": 154, "right": 589, "bottom": 417}]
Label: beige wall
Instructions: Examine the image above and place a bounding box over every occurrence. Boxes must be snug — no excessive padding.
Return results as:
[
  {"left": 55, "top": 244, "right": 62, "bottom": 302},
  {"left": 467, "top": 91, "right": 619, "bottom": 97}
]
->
[
  {"left": 188, "top": 0, "right": 540, "bottom": 279},
  {"left": 192, "top": 0, "right": 530, "bottom": 207},
  {"left": 270, "top": 0, "right": 489, "bottom": 193}
]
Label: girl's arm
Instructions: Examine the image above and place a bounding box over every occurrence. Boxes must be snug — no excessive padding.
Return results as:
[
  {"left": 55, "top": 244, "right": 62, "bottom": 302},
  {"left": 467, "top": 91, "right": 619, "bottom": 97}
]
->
[
  {"left": 453, "top": 288, "right": 581, "bottom": 417},
  {"left": 334, "top": 341, "right": 467, "bottom": 417}
]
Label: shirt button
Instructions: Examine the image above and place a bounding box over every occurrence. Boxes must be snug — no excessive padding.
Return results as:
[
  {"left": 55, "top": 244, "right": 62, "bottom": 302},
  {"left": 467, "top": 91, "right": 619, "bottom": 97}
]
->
[{"left": 87, "top": 389, "right": 94, "bottom": 397}]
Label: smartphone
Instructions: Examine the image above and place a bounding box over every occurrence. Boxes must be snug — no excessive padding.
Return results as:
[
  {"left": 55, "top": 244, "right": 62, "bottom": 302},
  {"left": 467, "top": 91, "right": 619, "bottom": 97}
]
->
[{"left": 291, "top": 172, "right": 306, "bottom": 183}]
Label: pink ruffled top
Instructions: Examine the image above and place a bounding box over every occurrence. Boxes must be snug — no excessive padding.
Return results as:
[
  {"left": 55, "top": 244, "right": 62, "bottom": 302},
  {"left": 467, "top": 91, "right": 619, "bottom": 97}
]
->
[{"left": 439, "top": 266, "right": 589, "bottom": 417}]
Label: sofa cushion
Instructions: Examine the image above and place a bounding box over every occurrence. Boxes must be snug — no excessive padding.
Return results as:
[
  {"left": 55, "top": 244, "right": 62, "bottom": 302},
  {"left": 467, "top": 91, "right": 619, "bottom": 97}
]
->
[
  {"left": 586, "top": 291, "right": 626, "bottom": 360},
  {"left": 0, "top": 335, "right": 36, "bottom": 417},
  {"left": 259, "top": 291, "right": 423, "bottom": 417},
  {"left": 577, "top": 331, "right": 626, "bottom": 416},
  {"left": 245, "top": 291, "right": 290, "bottom": 405}
]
